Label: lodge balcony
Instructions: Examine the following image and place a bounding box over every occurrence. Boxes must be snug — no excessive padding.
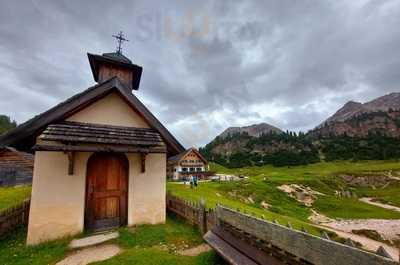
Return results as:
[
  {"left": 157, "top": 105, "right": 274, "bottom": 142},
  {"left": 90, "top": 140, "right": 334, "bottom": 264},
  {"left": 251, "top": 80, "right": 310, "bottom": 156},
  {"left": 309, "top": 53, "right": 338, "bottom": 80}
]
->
[
  {"left": 179, "top": 163, "right": 205, "bottom": 167},
  {"left": 178, "top": 170, "right": 206, "bottom": 174}
]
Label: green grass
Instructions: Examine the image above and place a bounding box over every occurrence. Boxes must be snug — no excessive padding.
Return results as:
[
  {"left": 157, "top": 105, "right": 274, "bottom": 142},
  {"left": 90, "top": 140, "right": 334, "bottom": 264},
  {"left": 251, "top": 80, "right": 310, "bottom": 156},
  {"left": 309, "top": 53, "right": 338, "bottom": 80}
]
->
[
  {"left": 356, "top": 182, "right": 400, "bottom": 207},
  {"left": 0, "top": 228, "right": 69, "bottom": 265},
  {"left": 210, "top": 160, "right": 400, "bottom": 181},
  {"left": 313, "top": 196, "right": 400, "bottom": 219},
  {"left": 212, "top": 161, "right": 400, "bottom": 219},
  {"left": 93, "top": 248, "right": 223, "bottom": 265},
  {"left": 0, "top": 186, "right": 31, "bottom": 211},
  {"left": 94, "top": 214, "right": 224, "bottom": 265},
  {"left": 168, "top": 160, "right": 400, "bottom": 233},
  {"left": 116, "top": 215, "right": 203, "bottom": 249},
  {"left": 167, "top": 182, "right": 321, "bottom": 235},
  {"left": 0, "top": 215, "right": 222, "bottom": 265}
]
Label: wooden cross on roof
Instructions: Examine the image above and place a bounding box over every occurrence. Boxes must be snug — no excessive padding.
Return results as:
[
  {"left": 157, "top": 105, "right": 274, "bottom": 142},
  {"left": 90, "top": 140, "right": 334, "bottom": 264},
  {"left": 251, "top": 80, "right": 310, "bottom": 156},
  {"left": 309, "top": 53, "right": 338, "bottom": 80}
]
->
[{"left": 112, "top": 31, "right": 129, "bottom": 55}]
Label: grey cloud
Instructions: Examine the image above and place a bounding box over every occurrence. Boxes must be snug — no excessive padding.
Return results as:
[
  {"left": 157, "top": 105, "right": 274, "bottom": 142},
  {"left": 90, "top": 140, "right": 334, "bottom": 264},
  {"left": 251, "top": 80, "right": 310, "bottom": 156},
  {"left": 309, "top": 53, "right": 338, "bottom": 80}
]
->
[{"left": 0, "top": 0, "right": 400, "bottom": 147}]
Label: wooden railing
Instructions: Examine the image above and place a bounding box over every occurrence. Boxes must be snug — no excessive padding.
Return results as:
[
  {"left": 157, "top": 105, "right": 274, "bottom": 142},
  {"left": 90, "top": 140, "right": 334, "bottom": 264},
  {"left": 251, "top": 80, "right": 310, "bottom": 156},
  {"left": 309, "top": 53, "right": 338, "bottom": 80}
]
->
[
  {"left": 0, "top": 199, "right": 30, "bottom": 238},
  {"left": 167, "top": 194, "right": 398, "bottom": 265},
  {"left": 217, "top": 206, "right": 398, "bottom": 265},
  {"left": 166, "top": 193, "right": 216, "bottom": 234}
]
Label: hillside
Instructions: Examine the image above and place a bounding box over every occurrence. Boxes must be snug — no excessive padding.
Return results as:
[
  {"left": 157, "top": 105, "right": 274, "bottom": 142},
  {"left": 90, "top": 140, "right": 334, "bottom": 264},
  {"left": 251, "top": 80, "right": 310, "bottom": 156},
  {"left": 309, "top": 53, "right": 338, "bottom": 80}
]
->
[
  {"left": 200, "top": 92, "right": 400, "bottom": 168},
  {"left": 201, "top": 131, "right": 320, "bottom": 167},
  {"left": 168, "top": 161, "right": 400, "bottom": 251}
]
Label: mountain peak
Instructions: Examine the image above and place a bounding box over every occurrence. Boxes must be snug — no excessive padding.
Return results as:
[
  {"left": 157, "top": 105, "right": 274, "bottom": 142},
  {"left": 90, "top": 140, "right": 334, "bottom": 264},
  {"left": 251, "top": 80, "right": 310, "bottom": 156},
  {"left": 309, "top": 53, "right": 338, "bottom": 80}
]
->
[
  {"left": 321, "top": 92, "right": 400, "bottom": 125},
  {"left": 219, "top": 122, "right": 282, "bottom": 138},
  {"left": 323, "top": 101, "right": 364, "bottom": 125},
  {"left": 344, "top": 100, "right": 362, "bottom": 107}
]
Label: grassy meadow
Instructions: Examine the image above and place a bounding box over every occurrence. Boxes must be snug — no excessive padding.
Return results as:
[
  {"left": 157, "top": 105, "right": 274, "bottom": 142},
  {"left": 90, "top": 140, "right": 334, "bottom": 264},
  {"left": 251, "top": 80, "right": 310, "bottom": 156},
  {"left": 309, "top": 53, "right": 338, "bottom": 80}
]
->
[
  {"left": 167, "top": 160, "right": 400, "bottom": 230},
  {"left": 0, "top": 185, "right": 31, "bottom": 211},
  {"left": 94, "top": 215, "right": 224, "bottom": 265},
  {"left": 0, "top": 214, "right": 224, "bottom": 265},
  {"left": 0, "top": 160, "right": 399, "bottom": 264},
  {"left": 0, "top": 228, "right": 70, "bottom": 265}
]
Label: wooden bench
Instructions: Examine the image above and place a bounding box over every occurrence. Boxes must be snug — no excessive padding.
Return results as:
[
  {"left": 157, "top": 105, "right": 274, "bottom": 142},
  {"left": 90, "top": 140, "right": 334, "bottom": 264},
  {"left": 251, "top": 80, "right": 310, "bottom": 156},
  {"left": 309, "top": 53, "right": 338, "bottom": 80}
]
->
[{"left": 204, "top": 226, "right": 285, "bottom": 265}]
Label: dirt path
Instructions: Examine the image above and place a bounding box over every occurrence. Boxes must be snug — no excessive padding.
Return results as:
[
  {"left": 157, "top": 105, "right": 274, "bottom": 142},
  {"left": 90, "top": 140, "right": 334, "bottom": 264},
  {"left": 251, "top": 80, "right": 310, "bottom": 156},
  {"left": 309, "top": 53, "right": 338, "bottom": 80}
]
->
[
  {"left": 177, "top": 244, "right": 212, "bottom": 256},
  {"left": 323, "top": 219, "right": 400, "bottom": 241},
  {"left": 360, "top": 197, "right": 400, "bottom": 212},
  {"left": 317, "top": 224, "right": 399, "bottom": 261},
  {"left": 56, "top": 244, "right": 121, "bottom": 265},
  {"left": 385, "top": 171, "right": 400, "bottom": 181}
]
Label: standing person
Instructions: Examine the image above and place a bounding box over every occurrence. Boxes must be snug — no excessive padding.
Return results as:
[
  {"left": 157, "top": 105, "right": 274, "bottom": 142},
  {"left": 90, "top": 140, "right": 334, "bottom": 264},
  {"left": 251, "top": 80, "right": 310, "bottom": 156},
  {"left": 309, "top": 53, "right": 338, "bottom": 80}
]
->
[
  {"left": 189, "top": 175, "right": 193, "bottom": 189},
  {"left": 194, "top": 175, "right": 198, "bottom": 188}
]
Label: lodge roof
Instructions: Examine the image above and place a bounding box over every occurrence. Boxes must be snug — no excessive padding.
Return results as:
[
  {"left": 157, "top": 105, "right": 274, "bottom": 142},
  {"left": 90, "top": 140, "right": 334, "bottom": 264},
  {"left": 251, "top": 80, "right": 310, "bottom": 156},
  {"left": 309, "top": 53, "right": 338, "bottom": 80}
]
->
[
  {"left": 39, "top": 121, "right": 164, "bottom": 146},
  {"left": 168, "top": 147, "right": 208, "bottom": 165},
  {"left": 0, "top": 77, "right": 185, "bottom": 156}
]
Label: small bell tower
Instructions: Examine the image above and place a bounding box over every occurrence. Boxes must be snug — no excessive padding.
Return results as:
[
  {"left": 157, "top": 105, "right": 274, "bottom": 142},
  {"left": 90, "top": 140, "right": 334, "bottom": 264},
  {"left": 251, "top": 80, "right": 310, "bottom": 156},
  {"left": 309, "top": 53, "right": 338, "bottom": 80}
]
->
[{"left": 87, "top": 31, "right": 142, "bottom": 91}]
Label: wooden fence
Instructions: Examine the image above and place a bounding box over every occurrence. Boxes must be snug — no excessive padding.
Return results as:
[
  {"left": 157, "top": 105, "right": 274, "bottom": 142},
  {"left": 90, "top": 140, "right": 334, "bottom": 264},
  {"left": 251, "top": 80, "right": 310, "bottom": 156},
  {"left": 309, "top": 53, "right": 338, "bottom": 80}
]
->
[
  {"left": 166, "top": 193, "right": 216, "bottom": 234},
  {"left": 0, "top": 199, "right": 30, "bottom": 238},
  {"left": 167, "top": 194, "right": 398, "bottom": 264},
  {"left": 217, "top": 206, "right": 398, "bottom": 265}
]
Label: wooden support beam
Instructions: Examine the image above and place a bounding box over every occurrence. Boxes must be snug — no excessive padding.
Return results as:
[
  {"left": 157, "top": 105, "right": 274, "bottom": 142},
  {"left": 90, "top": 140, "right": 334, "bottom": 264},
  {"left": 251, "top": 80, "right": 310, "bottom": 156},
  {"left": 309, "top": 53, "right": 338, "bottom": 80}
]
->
[
  {"left": 141, "top": 152, "right": 147, "bottom": 173},
  {"left": 67, "top": 151, "right": 75, "bottom": 175},
  {"left": 32, "top": 144, "right": 166, "bottom": 154}
]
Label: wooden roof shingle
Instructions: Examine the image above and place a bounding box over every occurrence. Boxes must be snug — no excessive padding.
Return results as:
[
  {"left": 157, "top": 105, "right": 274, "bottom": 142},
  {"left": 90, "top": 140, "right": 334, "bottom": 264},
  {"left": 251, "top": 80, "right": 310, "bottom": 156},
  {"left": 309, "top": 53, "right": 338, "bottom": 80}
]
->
[{"left": 40, "top": 121, "right": 164, "bottom": 146}]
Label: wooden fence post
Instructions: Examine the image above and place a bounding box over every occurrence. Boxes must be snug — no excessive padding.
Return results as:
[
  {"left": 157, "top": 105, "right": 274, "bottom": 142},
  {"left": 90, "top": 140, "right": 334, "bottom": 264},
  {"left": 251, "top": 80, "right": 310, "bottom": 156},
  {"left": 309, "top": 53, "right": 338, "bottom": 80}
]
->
[
  {"left": 397, "top": 242, "right": 400, "bottom": 264},
  {"left": 199, "top": 197, "right": 207, "bottom": 235}
]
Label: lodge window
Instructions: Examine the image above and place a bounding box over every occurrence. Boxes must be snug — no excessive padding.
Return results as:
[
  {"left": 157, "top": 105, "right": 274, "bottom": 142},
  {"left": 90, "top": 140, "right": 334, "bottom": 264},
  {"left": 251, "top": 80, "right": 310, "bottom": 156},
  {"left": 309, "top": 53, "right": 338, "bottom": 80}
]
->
[
  {"left": 182, "top": 168, "right": 188, "bottom": 172},
  {"left": 196, "top": 168, "right": 202, "bottom": 171},
  {"left": 190, "top": 168, "right": 195, "bottom": 172}
]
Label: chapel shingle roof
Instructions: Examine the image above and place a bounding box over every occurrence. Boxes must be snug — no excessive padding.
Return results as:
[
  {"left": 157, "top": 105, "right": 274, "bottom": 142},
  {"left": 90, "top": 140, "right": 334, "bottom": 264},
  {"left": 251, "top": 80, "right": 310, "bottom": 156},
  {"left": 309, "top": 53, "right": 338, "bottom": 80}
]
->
[{"left": 39, "top": 121, "right": 164, "bottom": 146}]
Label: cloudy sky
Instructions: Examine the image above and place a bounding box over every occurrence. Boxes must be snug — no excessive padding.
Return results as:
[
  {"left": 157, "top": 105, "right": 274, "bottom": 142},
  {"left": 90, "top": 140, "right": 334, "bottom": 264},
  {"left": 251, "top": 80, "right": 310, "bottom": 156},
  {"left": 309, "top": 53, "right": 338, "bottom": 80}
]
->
[{"left": 0, "top": 0, "right": 399, "bottom": 147}]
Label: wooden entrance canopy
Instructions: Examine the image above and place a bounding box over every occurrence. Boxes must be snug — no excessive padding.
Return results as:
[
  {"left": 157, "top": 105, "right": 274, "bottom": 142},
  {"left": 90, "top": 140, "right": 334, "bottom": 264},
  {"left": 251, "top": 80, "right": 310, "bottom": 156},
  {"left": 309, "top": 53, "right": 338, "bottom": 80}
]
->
[
  {"left": 33, "top": 121, "right": 166, "bottom": 175},
  {"left": 38, "top": 121, "right": 164, "bottom": 147}
]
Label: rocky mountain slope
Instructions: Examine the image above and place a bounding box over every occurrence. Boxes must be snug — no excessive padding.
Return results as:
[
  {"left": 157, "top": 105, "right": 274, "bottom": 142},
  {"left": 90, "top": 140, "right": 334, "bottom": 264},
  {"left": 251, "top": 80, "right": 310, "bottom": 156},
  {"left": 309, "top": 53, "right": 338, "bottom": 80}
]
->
[
  {"left": 201, "top": 92, "right": 400, "bottom": 168},
  {"left": 322, "top": 92, "right": 400, "bottom": 125},
  {"left": 312, "top": 92, "right": 400, "bottom": 138},
  {"left": 309, "top": 110, "right": 400, "bottom": 138},
  {"left": 219, "top": 123, "right": 282, "bottom": 138}
]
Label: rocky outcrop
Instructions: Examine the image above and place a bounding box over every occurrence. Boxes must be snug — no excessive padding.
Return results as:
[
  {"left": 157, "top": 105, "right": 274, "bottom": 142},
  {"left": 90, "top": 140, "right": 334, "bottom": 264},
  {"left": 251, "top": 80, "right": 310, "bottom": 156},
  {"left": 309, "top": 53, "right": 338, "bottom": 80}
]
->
[
  {"left": 341, "top": 174, "right": 393, "bottom": 187},
  {"left": 277, "top": 184, "right": 324, "bottom": 207}
]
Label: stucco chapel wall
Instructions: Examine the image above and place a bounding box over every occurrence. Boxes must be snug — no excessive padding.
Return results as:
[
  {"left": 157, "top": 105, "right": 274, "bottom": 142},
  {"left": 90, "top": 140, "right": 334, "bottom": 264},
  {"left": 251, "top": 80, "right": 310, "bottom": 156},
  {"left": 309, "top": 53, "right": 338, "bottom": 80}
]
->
[
  {"left": 66, "top": 92, "right": 150, "bottom": 128},
  {"left": 127, "top": 153, "right": 166, "bottom": 226},
  {"left": 27, "top": 92, "right": 167, "bottom": 245},
  {"left": 27, "top": 151, "right": 92, "bottom": 245}
]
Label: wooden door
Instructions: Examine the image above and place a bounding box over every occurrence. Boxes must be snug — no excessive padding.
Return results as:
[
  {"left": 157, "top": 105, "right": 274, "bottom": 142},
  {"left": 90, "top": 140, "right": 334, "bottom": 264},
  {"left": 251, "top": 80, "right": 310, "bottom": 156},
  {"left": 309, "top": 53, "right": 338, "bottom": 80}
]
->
[{"left": 85, "top": 153, "right": 128, "bottom": 231}]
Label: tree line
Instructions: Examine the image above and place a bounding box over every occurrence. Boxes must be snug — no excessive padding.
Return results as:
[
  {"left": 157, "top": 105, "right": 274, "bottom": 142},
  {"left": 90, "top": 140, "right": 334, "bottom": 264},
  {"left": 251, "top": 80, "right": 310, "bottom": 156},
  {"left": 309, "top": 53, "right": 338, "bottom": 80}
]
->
[
  {"left": 200, "top": 130, "right": 400, "bottom": 168},
  {"left": 0, "top": 115, "right": 16, "bottom": 135}
]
